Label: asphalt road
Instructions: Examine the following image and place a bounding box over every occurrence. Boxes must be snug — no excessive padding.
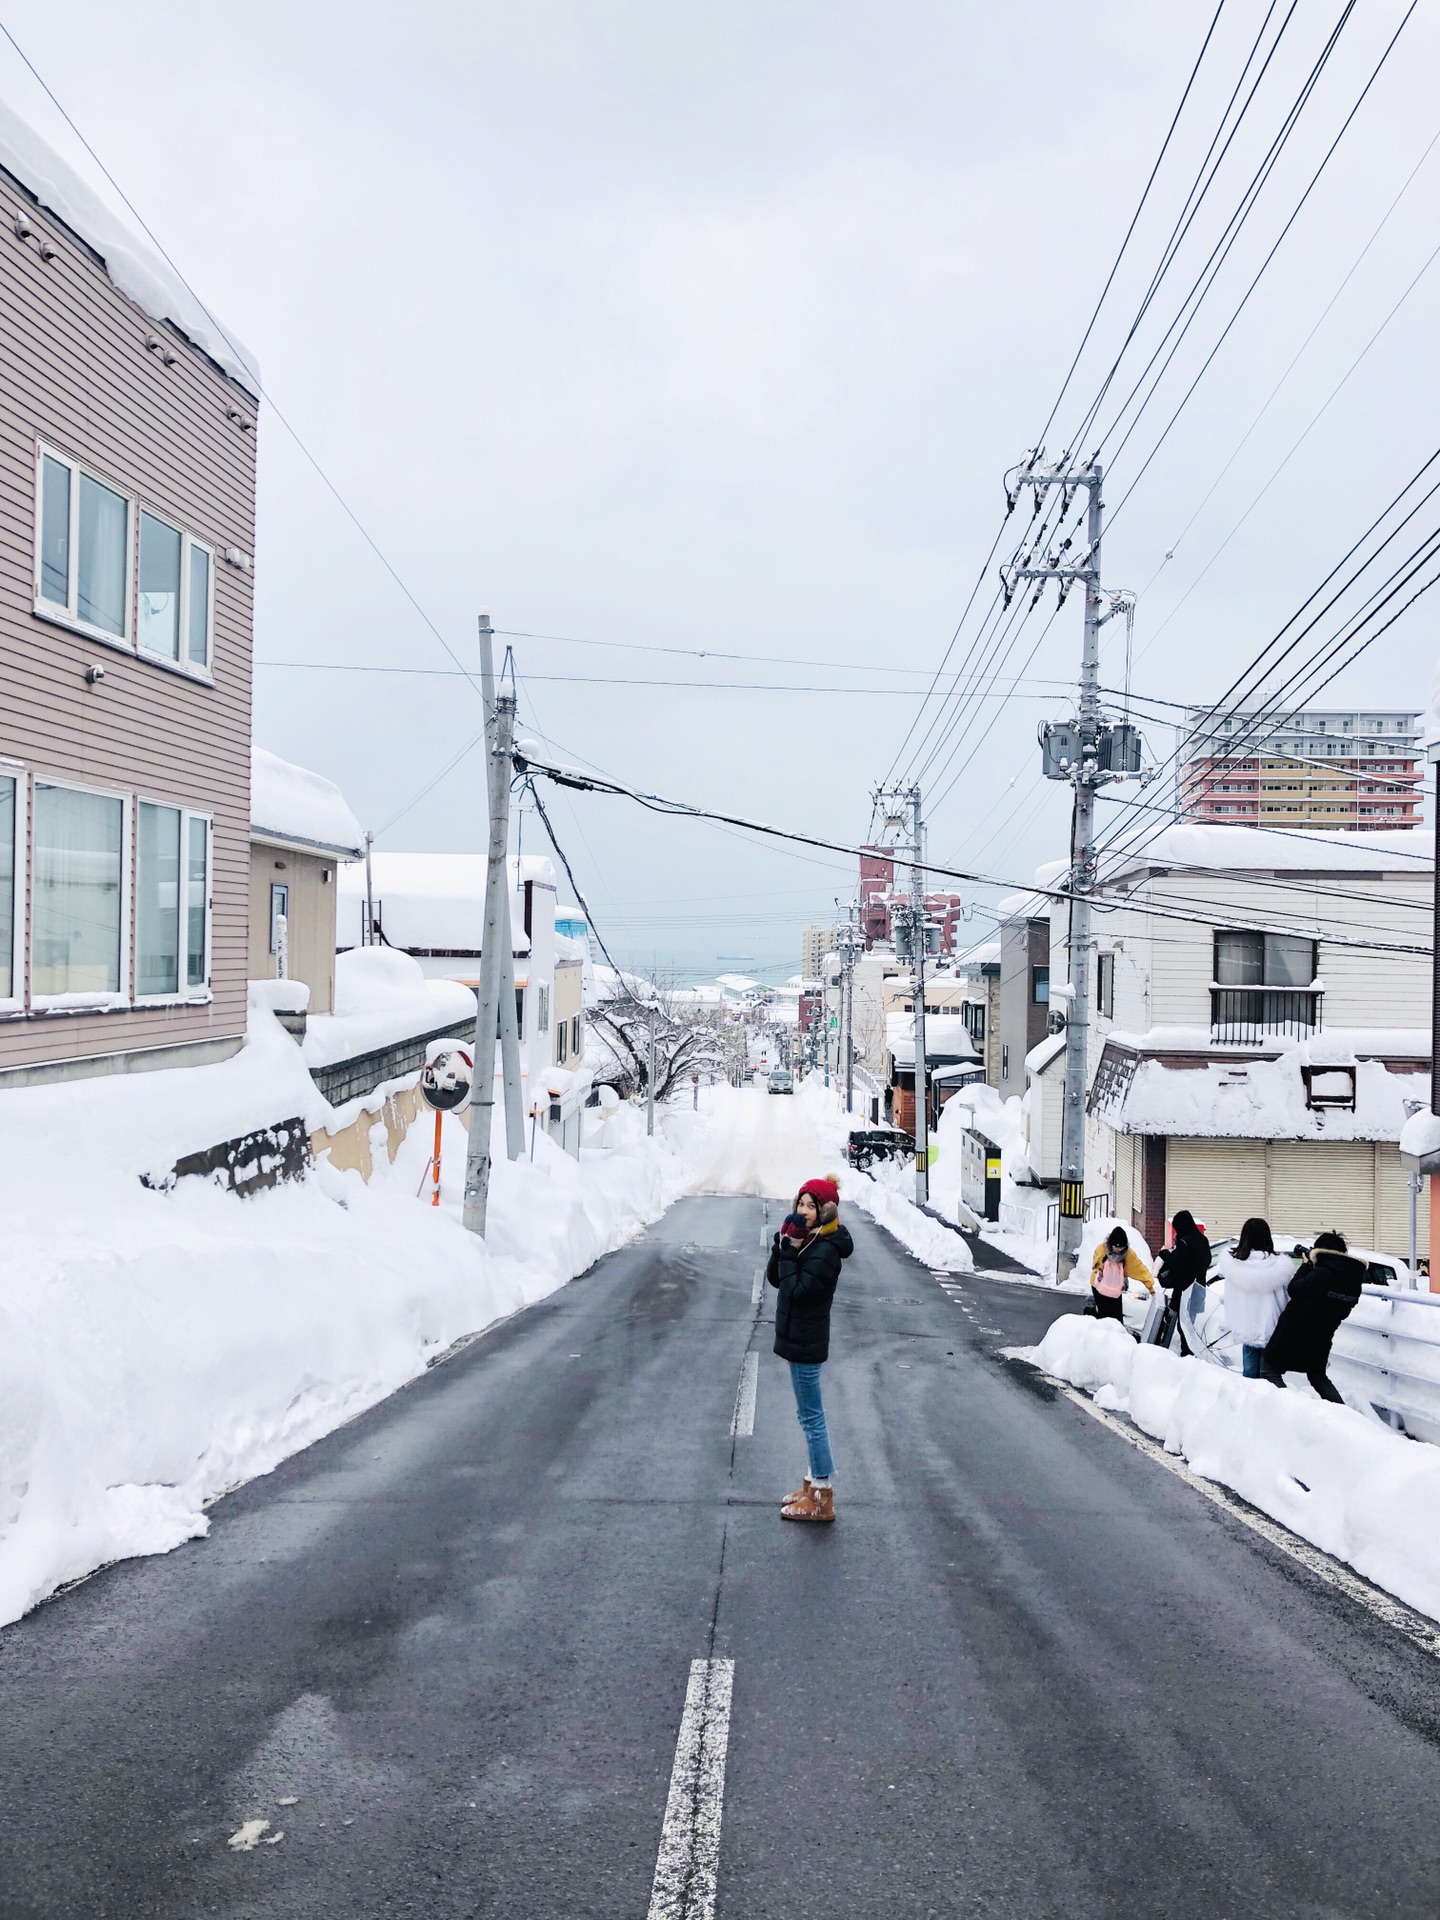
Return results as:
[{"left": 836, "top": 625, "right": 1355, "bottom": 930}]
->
[{"left": 3, "top": 1197, "right": 1440, "bottom": 1918}]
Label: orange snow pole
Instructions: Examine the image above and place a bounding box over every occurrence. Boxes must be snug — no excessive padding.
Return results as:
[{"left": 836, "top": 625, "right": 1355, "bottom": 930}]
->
[{"left": 431, "top": 1108, "right": 444, "bottom": 1207}]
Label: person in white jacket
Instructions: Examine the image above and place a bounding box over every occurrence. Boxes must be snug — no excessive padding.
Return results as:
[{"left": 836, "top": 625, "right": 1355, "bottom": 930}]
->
[{"left": 1215, "top": 1217, "right": 1297, "bottom": 1378}]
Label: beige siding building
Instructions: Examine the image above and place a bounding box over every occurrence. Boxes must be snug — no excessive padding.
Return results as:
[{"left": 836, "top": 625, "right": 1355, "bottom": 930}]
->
[
  {"left": 248, "top": 747, "right": 364, "bottom": 1017},
  {"left": 0, "top": 110, "right": 259, "bottom": 1085}
]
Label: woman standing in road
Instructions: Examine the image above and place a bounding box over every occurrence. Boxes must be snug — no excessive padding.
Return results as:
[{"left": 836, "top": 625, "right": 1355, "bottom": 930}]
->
[
  {"left": 1215, "top": 1217, "right": 1296, "bottom": 1377},
  {"left": 767, "top": 1176, "right": 853, "bottom": 1524},
  {"left": 1156, "top": 1209, "right": 1211, "bottom": 1353},
  {"left": 1088, "top": 1225, "right": 1154, "bottom": 1322}
]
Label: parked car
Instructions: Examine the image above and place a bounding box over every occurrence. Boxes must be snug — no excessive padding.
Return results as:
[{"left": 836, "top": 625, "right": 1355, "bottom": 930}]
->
[
  {"left": 767, "top": 1067, "right": 794, "bottom": 1095},
  {"left": 847, "top": 1125, "right": 912, "bottom": 1171}
]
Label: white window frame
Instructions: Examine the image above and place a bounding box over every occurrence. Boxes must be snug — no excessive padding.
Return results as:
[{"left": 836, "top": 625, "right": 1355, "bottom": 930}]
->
[
  {"left": 32, "top": 443, "right": 135, "bottom": 650},
  {"left": 0, "top": 759, "right": 26, "bottom": 1014},
  {"left": 184, "top": 535, "right": 215, "bottom": 675},
  {"left": 133, "top": 798, "right": 213, "bottom": 1005},
  {"left": 29, "top": 775, "right": 131, "bottom": 1012},
  {"left": 136, "top": 505, "right": 214, "bottom": 679}
]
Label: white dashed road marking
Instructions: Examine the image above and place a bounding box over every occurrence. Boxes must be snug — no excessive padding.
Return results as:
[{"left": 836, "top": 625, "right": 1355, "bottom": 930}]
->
[
  {"left": 729, "top": 1353, "right": 758, "bottom": 1437},
  {"left": 647, "top": 1658, "right": 735, "bottom": 1920},
  {"left": 751, "top": 1267, "right": 764, "bottom": 1306},
  {"left": 1057, "top": 1383, "right": 1440, "bottom": 1662}
]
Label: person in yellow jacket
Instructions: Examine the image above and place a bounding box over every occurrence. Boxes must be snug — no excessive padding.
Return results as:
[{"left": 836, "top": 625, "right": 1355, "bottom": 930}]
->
[{"left": 1088, "top": 1225, "right": 1154, "bottom": 1323}]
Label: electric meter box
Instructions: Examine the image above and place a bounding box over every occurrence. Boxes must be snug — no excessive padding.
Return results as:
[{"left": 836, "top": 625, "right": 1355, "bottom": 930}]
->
[{"left": 961, "top": 1128, "right": 1003, "bottom": 1222}]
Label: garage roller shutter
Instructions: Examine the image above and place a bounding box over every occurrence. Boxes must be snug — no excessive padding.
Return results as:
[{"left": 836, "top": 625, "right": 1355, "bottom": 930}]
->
[
  {"left": 1372, "top": 1143, "right": 1425, "bottom": 1261},
  {"left": 1266, "top": 1142, "right": 1373, "bottom": 1247},
  {"left": 1164, "top": 1140, "right": 1266, "bottom": 1242}
]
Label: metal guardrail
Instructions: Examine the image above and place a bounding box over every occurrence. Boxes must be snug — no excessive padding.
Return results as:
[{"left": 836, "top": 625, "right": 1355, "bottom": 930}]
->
[
  {"left": 1179, "top": 1278, "right": 1440, "bottom": 1445},
  {"left": 1209, "top": 986, "right": 1320, "bottom": 1044},
  {"left": 1044, "top": 1191, "right": 1113, "bottom": 1237}
]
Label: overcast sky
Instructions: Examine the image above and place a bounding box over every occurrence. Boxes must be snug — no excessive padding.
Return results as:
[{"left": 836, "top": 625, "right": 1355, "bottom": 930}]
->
[{"left": 5, "top": 1, "right": 1438, "bottom": 979}]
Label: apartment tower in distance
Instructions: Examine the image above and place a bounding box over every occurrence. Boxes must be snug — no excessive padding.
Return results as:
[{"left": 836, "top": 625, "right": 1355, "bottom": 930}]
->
[{"left": 1178, "top": 708, "right": 1422, "bottom": 830}]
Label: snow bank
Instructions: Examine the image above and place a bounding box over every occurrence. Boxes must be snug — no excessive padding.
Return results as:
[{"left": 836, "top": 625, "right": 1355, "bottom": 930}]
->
[
  {"left": 251, "top": 746, "right": 364, "bottom": 857},
  {"left": 0, "top": 93, "right": 260, "bottom": 395},
  {"left": 302, "top": 948, "right": 477, "bottom": 1069},
  {"left": 1010, "top": 1316, "right": 1440, "bottom": 1624},
  {"left": 0, "top": 1004, "right": 688, "bottom": 1626}
]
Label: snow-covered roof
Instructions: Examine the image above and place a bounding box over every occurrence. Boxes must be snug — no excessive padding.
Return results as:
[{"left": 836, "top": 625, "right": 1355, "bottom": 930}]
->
[
  {"left": 1026, "top": 1032, "right": 1066, "bottom": 1075},
  {"left": 335, "top": 851, "right": 555, "bottom": 953},
  {"left": 886, "top": 1011, "right": 981, "bottom": 1066},
  {"left": 953, "top": 939, "right": 1001, "bottom": 968},
  {"left": 251, "top": 747, "right": 364, "bottom": 858},
  {"left": 1100, "top": 822, "right": 1431, "bottom": 880},
  {"left": 1091, "top": 1032, "right": 1428, "bottom": 1142},
  {"left": 0, "top": 95, "right": 260, "bottom": 397},
  {"left": 996, "top": 889, "right": 1050, "bottom": 922}
]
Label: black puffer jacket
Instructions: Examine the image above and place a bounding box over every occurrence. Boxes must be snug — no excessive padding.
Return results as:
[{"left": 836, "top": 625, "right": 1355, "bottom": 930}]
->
[
  {"left": 1264, "top": 1249, "right": 1368, "bottom": 1373},
  {"left": 1158, "top": 1227, "right": 1211, "bottom": 1295},
  {"left": 767, "top": 1222, "right": 853, "bottom": 1364}
]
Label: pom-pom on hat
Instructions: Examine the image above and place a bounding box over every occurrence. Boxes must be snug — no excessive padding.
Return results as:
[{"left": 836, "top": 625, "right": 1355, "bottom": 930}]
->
[{"left": 797, "top": 1176, "right": 840, "bottom": 1208}]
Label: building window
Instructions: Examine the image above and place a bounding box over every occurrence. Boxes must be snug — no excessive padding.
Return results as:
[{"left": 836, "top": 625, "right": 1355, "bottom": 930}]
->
[
  {"left": 269, "top": 882, "right": 289, "bottom": 956},
  {"left": 1002, "top": 1043, "right": 1010, "bottom": 1079},
  {"left": 0, "top": 772, "right": 17, "bottom": 1007},
  {"left": 1214, "top": 930, "right": 1316, "bottom": 987},
  {"left": 32, "top": 781, "right": 125, "bottom": 1001},
  {"left": 515, "top": 986, "right": 526, "bottom": 1039},
  {"left": 538, "top": 984, "right": 550, "bottom": 1031},
  {"left": 186, "top": 815, "right": 209, "bottom": 988},
  {"left": 572, "top": 1012, "right": 582, "bottom": 1055},
  {"left": 36, "top": 450, "right": 132, "bottom": 640},
  {"left": 1097, "top": 951, "right": 1114, "bottom": 1018},
  {"left": 136, "top": 802, "right": 182, "bottom": 995},
  {"left": 1031, "top": 965, "right": 1050, "bottom": 1005},
  {"left": 557, "top": 1019, "right": 568, "bottom": 1064},
  {"left": 138, "top": 512, "right": 213, "bottom": 671}
]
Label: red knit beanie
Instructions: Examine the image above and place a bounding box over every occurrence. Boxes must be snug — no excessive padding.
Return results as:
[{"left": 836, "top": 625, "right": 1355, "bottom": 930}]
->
[{"left": 797, "top": 1177, "right": 839, "bottom": 1209}]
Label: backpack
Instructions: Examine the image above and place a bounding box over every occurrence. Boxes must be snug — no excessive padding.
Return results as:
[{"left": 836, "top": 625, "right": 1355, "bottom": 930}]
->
[{"left": 1096, "top": 1254, "right": 1127, "bottom": 1298}]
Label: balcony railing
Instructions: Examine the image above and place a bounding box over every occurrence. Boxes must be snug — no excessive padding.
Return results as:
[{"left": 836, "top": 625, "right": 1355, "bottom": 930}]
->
[{"left": 1209, "top": 987, "right": 1321, "bottom": 1045}]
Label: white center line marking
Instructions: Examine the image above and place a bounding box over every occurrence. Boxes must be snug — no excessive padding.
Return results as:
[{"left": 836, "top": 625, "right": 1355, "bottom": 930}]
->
[
  {"left": 730, "top": 1352, "right": 758, "bottom": 1436},
  {"left": 751, "top": 1267, "right": 764, "bottom": 1306},
  {"left": 647, "top": 1658, "right": 735, "bottom": 1920},
  {"left": 1057, "top": 1383, "right": 1440, "bottom": 1661}
]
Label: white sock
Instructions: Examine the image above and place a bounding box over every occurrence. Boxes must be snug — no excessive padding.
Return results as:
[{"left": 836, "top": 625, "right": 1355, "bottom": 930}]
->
[{"left": 811, "top": 1476, "right": 832, "bottom": 1489}]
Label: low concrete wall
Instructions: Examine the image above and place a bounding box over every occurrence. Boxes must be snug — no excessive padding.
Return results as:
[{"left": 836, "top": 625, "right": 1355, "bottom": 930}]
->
[{"left": 311, "top": 1081, "right": 427, "bottom": 1181}]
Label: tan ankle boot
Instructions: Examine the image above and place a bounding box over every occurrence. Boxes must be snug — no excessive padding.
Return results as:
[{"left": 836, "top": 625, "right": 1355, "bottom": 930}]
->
[
  {"left": 809, "top": 1484, "right": 836, "bottom": 1523},
  {"left": 781, "top": 1476, "right": 813, "bottom": 1512}
]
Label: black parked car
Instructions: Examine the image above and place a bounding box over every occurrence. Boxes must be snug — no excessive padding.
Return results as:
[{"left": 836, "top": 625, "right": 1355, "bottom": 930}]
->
[{"left": 847, "top": 1126, "right": 912, "bottom": 1171}]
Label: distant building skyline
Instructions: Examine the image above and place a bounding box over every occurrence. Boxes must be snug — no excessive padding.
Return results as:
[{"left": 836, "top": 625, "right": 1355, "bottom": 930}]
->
[{"left": 1178, "top": 706, "right": 1422, "bottom": 831}]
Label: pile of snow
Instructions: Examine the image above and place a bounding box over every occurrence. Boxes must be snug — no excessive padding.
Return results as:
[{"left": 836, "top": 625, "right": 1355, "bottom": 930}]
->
[
  {"left": 1010, "top": 1316, "right": 1440, "bottom": 1624},
  {"left": 0, "top": 93, "right": 260, "bottom": 395},
  {"left": 251, "top": 747, "right": 364, "bottom": 857},
  {"left": 302, "top": 948, "right": 476, "bottom": 1070},
  {"left": 0, "top": 1000, "right": 690, "bottom": 1627}
]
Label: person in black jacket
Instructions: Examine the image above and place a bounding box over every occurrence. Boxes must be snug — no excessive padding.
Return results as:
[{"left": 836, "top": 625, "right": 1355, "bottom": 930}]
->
[
  {"left": 1260, "top": 1230, "right": 1367, "bottom": 1401},
  {"left": 766, "top": 1175, "right": 853, "bottom": 1524},
  {"left": 1155, "top": 1209, "right": 1211, "bottom": 1354}
]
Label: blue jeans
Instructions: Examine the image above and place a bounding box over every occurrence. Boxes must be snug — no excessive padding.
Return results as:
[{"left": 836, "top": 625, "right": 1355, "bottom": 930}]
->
[
  {"left": 1242, "top": 1344, "right": 1268, "bottom": 1378},
  {"left": 789, "top": 1362, "right": 834, "bottom": 1480}
]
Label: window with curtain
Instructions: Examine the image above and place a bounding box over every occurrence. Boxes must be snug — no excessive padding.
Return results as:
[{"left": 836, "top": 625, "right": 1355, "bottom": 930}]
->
[
  {"left": 32, "top": 784, "right": 124, "bottom": 996},
  {"left": 0, "top": 775, "right": 14, "bottom": 1002},
  {"left": 136, "top": 802, "right": 181, "bottom": 995},
  {"left": 77, "top": 474, "right": 128, "bottom": 637}
]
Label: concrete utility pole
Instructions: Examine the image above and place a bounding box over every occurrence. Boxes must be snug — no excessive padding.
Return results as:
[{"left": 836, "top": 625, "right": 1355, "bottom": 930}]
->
[
  {"left": 1004, "top": 457, "right": 1140, "bottom": 1280},
  {"left": 842, "top": 908, "right": 857, "bottom": 1116},
  {"left": 646, "top": 1016, "right": 656, "bottom": 1135},
  {"left": 462, "top": 615, "right": 523, "bottom": 1234},
  {"left": 910, "top": 788, "right": 930, "bottom": 1207},
  {"left": 363, "top": 830, "right": 375, "bottom": 946}
]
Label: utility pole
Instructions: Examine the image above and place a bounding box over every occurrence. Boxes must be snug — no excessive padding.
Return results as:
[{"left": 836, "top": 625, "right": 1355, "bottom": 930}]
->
[
  {"left": 462, "top": 615, "right": 522, "bottom": 1234},
  {"left": 363, "top": 830, "right": 375, "bottom": 946},
  {"left": 1004, "top": 456, "right": 1144, "bottom": 1280},
  {"left": 646, "top": 1015, "right": 656, "bottom": 1135},
  {"left": 842, "top": 908, "right": 857, "bottom": 1116},
  {"left": 910, "top": 787, "right": 930, "bottom": 1207}
]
